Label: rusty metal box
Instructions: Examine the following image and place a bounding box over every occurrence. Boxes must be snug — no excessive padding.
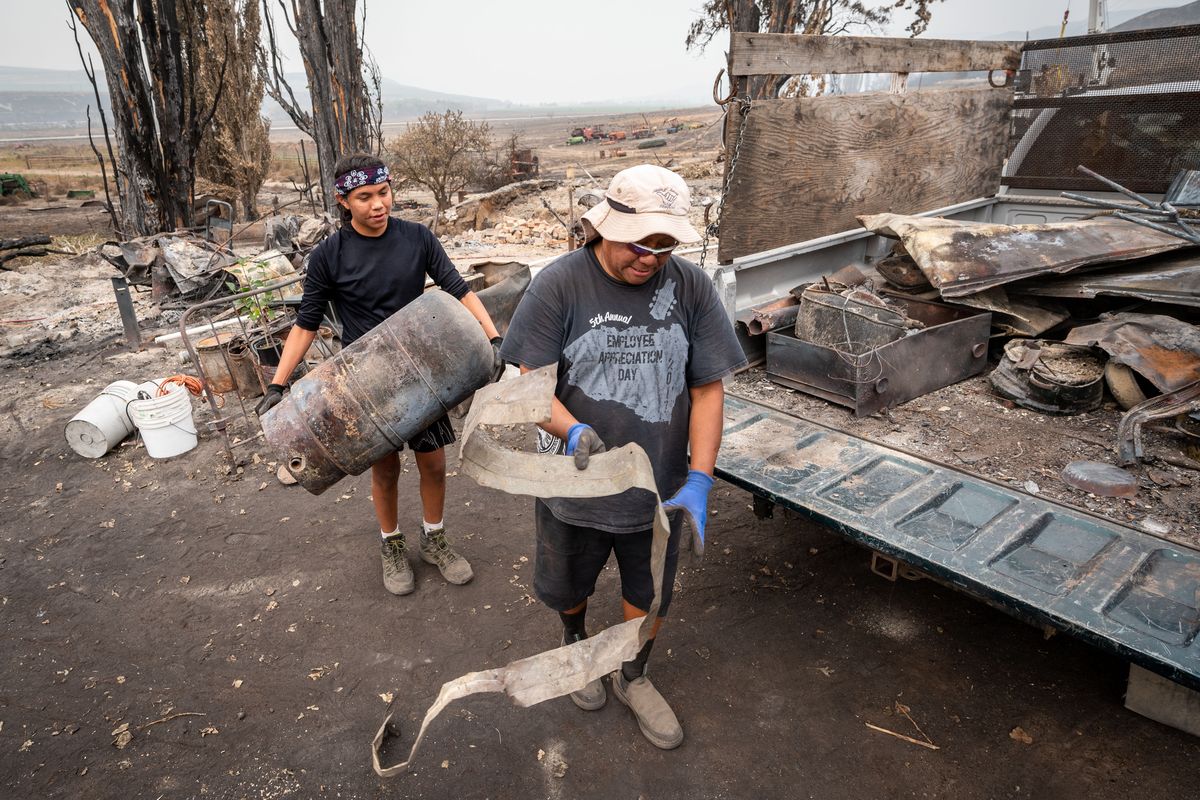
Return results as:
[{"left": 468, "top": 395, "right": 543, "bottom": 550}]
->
[{"left": 765, "top": 296, "right": 992, "bottom": 416}]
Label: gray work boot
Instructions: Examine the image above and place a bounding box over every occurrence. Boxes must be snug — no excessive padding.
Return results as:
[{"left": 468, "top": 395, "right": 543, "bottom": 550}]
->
[
  {"left": 563, "top": 633, "right": 606, "bottom": 711},
  {"left": 418, "top": 528, "right": 474, "bottom": 585},
  {"left": 381, "top": 534, "right": 415, "bottom": 596},
  {"left": 612, "top": 670, "right": 684, "bottom": 750}
]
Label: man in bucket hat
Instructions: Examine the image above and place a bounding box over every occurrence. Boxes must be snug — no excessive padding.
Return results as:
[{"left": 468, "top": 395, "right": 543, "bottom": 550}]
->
[{"left": 501, "top": 164, "right": 747, "bottom": 749}]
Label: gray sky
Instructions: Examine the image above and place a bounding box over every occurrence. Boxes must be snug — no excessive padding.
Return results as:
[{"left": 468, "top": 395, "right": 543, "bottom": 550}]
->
[{"left": 0, "top": 0, "right": 1181, "bottom": 104}]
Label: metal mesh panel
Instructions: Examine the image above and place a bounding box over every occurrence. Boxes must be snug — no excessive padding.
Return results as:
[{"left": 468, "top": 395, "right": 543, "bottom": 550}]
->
[{"left": 1004, "top": 25, "right": 1200, "bottom": 193}]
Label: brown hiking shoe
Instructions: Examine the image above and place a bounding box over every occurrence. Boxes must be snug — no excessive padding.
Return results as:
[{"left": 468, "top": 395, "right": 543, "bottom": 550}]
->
[
  {"left": 612, "top": 670, "right": 684, "bottom": 750},
  {"left": 563, "top": 633, "right": 606, "bottom": 711},
  {"left": 418, "top": 528, "right": 473, "bottom": 585},
  {"left": 381, "top": 534, "right": 415, "bottom": 596}
]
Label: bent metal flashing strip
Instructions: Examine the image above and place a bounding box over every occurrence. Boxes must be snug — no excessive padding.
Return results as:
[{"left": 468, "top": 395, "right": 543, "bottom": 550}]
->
[{"left": 371, "top": 366, "right": 681, "bottom": 777}]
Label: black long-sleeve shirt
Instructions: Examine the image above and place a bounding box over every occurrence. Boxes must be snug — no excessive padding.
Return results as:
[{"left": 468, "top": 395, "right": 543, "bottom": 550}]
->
[{"left": 296, "top": 217, "right": 470, "bottom": 345}]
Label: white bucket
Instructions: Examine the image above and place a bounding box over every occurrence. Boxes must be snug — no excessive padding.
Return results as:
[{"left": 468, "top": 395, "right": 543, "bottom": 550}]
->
[
  {"left": 128, "top": 381, "right": 198, "bottom": 459},
  {"left": 65, "top": 380, "right": 140, "bottom": 458}
]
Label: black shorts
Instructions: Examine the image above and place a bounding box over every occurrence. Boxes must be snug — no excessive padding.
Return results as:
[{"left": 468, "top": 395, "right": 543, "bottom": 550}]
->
[
  {"left": 405, "top": 415, "right": 456, "bottom": 453},
  {"left": 532, "top": 499, "right": 683, "bottom": 617}
]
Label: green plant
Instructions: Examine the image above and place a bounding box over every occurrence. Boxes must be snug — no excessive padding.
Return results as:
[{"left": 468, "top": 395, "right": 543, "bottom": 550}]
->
[{"left": 225, "top": 272, "right": 283, "bottom": 338}]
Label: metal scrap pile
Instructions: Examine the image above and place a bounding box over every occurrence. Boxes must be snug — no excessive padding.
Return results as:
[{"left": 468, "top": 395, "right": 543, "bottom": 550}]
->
[
  {"left": 99, "top": 233, "right": 237, "bottom": 305},
  {"left": 97, "top": 214, "right": 336, "bottom": 309},
  {"left": 737, "top": 166, "right": 1200, "bottom": 473},
  {"left": 853, "top": 173, "right": 1200, "bottom": 468}
]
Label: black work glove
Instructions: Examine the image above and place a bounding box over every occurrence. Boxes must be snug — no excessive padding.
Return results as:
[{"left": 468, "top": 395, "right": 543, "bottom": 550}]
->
[
  {"left": 255, "top": 383, "right": 286, "bottom": 416},
  {"left": 565, "top": 423, "right": 606, "bottom": 470},
  {"left": 490, "top": 336, "right": 505, "bottom": 383}
]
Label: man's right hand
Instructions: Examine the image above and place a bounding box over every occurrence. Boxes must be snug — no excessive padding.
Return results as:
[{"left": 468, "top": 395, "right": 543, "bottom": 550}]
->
[
  {"left": 255, "top": 383, "right": 287, "bottom": 416},
  {"left": 565, "top": 423, "right": 606, "bottom": 470}
]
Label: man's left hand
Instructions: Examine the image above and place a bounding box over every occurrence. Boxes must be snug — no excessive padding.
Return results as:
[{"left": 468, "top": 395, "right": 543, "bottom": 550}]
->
[
  {"left": 489, "top": 336, "right": 505, "bottom": 383},
  {"left": 663, "top": 470, "right": 714, "bottom": 556}
]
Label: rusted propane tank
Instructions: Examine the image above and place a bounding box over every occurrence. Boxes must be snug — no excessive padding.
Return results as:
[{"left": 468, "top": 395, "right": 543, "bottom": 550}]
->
[{"left": 261, "top": 290, "right": 493, "bottom": 495}]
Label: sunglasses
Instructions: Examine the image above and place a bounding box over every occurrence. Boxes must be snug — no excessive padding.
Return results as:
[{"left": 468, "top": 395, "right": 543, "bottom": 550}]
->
[{"left": 626, "top": 240, "right": 678, "bottom": 257}]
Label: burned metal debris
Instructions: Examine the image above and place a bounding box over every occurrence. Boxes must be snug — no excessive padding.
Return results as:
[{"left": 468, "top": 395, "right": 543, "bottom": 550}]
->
[
  {"left": 767, "top": 283, "right": 989, "bottom": 417},
  {"left": 858, "top": 212, "right": 1188, "bottom": 297},
  {"left": 1117, "top": 379, "right": 1200, "bottom": 466},
  {"left": 990, "top": 340, "right": 1106, "bottom": 415},
  {"left": 1065, "top": 313, "right": 1200, "bottom": 393},
  {"left": 737, "top": 296, "right": 800, "bottom": 337},
  {"left": 99, "top": 232, "right": 237, "bottom": 302},
  {"left": 1021, "top": 251, "right": 1200, "bottom": 308}
]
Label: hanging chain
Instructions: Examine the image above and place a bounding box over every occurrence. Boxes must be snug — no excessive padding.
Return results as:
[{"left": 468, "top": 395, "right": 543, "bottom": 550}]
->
[{"left": 700, "top": 95, "right": 752, "bottom": 269}]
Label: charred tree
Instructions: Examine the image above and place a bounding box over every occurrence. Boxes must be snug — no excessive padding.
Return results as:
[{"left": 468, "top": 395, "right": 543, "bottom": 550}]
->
[
  {"left": 261, "top": 0, "right": 380, "bottom": 213},
  {"left": 195, "top": 0, "right": 272, "bottom": 222},
  {"left": 67, "top": 0, "right": 225, "bottom": 236}
]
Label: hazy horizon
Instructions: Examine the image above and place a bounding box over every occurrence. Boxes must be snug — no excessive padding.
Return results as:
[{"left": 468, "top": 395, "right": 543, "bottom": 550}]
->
[{"left": 0, "top": 0, "right": 1182, "bottom": 106}]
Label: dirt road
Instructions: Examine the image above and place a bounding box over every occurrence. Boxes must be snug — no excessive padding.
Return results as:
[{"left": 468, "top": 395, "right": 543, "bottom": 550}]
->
[{"left": 2, "top": 341, "right": 1198, "bottom": 799}]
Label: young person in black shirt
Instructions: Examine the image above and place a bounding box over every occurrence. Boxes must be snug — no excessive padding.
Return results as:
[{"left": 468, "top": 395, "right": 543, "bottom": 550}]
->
[{"left": 258, "top": 153, "right": 502, "bottom": 597}]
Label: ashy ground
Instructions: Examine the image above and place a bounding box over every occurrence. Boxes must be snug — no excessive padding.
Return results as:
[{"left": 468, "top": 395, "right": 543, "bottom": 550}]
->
[
  {"left": 2, "top": 337, "right": 1199, "bottom": 799},
  {"left": 2, "top": 114, "right": 1200, "bottom": 795}
]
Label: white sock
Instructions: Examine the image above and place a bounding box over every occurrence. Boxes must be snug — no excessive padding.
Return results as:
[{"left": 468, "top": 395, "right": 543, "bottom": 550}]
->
[
  {"left": 381, "top": 527, "right": 400, "bottom": 540},
  {"left": 422, "top": 519, "right": 443, "bottom": 535}
]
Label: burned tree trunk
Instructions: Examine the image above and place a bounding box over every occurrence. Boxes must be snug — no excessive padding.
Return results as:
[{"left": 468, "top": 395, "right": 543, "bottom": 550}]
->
[
  {"left": 262, "top": 0, "right": 378, "bottom": 213},
  {"left": 195, "top": 0, "right": 271, "bottom": 222},
  {"left": 67, "top": 0, "right": 223, "bottom": 236}
]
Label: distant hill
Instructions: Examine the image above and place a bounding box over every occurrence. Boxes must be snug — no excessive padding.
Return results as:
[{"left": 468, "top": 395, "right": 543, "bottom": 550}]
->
[
  {"left": 984, "top": 2, "right": 1200, "bottom": 41},
  {"left": 0, "top": 66, "right": 517, "bottom": 133},
  {"left": 1113, "top": 0, "right": 1200, "bottom": 30},
  {"left": 0, "top": 65, "right": 95, "bottom": 93},
  {"left": 262, "top": 73, "right": 516, "bottom": 122},
  {"left": 987, "top": 8, "right": 1145, "bottom": 41}
]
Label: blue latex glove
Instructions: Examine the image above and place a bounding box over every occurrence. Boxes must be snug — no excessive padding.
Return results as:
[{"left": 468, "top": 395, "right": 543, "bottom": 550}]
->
[
  {"left": 565, "top": 423, "right": 606, "bottom": 470},
  {"left": 663, "top": 470, "right": 714, "bottom": 556}
]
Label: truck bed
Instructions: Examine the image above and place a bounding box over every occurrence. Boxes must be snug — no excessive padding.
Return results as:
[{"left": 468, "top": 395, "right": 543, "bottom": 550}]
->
[{"left": 717, "top": 192, "right": 1200, "bottom": 688}]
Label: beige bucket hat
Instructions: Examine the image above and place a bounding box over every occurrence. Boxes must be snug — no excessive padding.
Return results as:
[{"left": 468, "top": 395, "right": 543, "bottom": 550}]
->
[{"left": 580, "top": 164, "right": 701, "bottom": 245}]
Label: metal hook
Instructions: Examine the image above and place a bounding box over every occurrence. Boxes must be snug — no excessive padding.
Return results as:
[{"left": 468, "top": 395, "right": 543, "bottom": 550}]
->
[
  {"left": 987, "top": 69, "right": 1013, "bottom": 89},
  {"left": 712, "top": 68, "right": 737, "bottom": 106}
]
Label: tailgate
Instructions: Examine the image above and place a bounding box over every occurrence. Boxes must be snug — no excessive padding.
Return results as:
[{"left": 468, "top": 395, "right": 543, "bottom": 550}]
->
[{"left": 717, "top": 395, "right": 1200, "bottom": 689}]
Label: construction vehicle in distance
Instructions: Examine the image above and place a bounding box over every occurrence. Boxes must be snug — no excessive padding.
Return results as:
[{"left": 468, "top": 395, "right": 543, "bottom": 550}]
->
[
  {"left": 607, "top": 131, "right": 627, "bottom": 141},
  {"left": 666, "top": 123, "right": 684, "bottom": 134},
  {"left": 0, "top": 173, "right": 35, "bottom": 197},
  {"left": 566, "top": 135, "right": 586, "bottom": 146},
  {"left": 631, "top": 128, "right": 653, "bottom": 140},
  {"left": 570, "top": 126, "right": 606, "bottom": 141},
  {"left": 510, "top": 149, "right": 539, "bottom": 180}
]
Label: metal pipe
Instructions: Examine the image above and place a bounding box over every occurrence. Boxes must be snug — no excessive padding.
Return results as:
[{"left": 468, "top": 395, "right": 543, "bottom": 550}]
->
[
  {"left": 1059, "top": 192, "right": 1173, "bottom": 217},
  {"left": 1076, "top": 165, "right": 1158, "bottom": 208},
  {"left": 1112, "top": 212, "right": 1200, "bottom": 245}
]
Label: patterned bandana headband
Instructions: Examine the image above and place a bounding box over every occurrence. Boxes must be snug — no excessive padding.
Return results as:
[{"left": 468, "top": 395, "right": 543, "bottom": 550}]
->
[{"left": 334, "top": 164, "right": 391, "bottom": 196}]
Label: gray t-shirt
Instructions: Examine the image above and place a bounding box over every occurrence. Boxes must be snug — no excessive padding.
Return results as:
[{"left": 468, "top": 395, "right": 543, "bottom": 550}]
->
[{"left": 501, "top": 244, "right": 747, "bottom": 533}]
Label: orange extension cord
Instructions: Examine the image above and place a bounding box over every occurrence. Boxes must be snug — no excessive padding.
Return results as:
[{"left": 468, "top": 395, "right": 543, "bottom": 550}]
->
[{"left": 156, "top": 374, "right": 223, "bottom": 407}]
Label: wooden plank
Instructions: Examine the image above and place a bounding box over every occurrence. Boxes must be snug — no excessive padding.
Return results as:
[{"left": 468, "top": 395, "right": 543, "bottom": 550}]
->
[
  {"left": 731, "top": 33, "right": 1022, "bottom": 76},
  {"left": 717, "top": 87, "right": 1012, "bottom": 263}
]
